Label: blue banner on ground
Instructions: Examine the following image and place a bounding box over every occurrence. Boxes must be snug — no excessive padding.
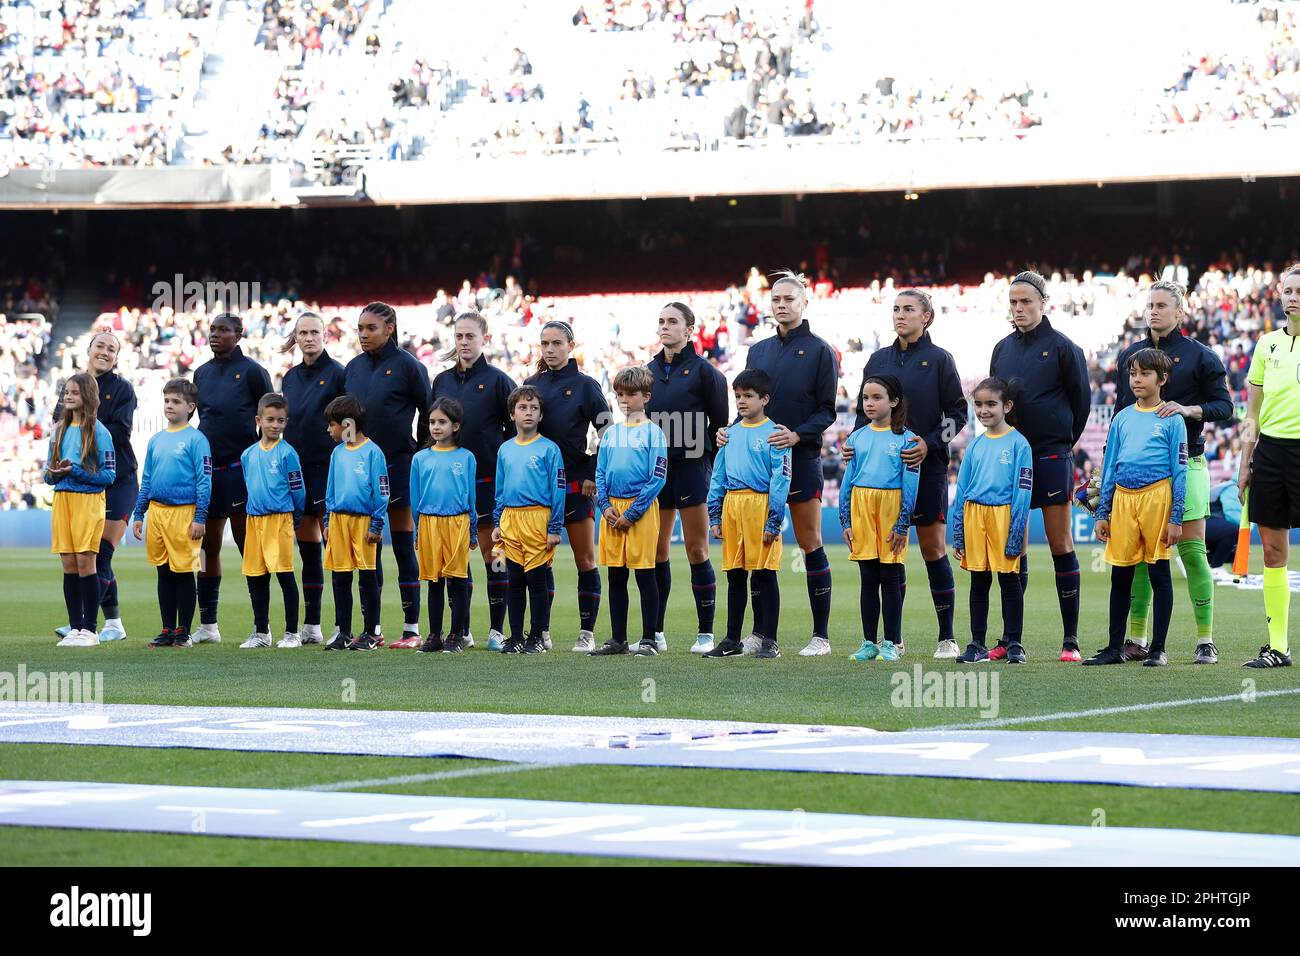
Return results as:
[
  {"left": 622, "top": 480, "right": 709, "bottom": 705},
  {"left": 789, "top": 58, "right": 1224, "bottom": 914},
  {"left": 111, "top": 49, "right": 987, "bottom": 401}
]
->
[
  {"left": 3, "top": 705, "right": 1300, "bottom": 793},
  {"left": 2, "top": 780, "right": 1295, "bottom": 866}
]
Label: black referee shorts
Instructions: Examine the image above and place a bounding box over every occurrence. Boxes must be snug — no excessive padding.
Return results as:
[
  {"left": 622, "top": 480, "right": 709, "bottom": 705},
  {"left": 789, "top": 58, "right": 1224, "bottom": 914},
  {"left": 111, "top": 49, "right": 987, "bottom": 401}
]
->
[{"left": 1248, "top": 436, "right": 1300, "bottom": 529}]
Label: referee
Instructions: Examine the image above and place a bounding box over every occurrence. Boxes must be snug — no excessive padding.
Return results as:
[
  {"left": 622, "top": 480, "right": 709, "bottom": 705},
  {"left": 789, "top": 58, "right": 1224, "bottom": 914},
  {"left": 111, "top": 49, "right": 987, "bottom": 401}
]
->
[
  {"left": 343, "top": 302, "right": 432, "bottom": 647},
  {"left": 1237, "top": 264, "right": 1300, "bottom": 668},
  {"left": 1114, "top": 281, "right": 1232, "bottom": 664}
]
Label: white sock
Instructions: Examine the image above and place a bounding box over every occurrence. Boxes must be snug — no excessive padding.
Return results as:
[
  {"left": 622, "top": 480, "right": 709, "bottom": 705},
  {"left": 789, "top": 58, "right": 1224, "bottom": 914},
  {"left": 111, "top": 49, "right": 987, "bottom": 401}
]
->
[{"left": 106, "top": 617, "right": 122, "bottom": 629}]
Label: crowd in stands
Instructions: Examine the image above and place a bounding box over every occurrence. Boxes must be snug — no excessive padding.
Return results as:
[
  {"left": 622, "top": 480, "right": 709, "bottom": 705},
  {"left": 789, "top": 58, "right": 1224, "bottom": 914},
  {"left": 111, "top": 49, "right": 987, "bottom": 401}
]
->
[
  {"left": 6, "top": 1, "right": 1298, "bottom": 170},
  {"left": 1153, "top": 4, "right": 1300, "bottom": 125},
  {"left": 0, "top": 311, "right": 54, "bottom": 509},
  {"left": 0, "top": 0, "right": 211, "bottom": 169}
]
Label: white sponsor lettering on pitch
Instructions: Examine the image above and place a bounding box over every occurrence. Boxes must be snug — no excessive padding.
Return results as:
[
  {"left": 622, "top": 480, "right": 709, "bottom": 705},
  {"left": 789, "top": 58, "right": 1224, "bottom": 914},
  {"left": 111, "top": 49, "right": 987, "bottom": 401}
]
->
[
  {"left": 2, "top": 781, "right": 1296, "bottom": 866},
  {"left": 2, "top": 703, "right": 1300, "bottom": 792}
]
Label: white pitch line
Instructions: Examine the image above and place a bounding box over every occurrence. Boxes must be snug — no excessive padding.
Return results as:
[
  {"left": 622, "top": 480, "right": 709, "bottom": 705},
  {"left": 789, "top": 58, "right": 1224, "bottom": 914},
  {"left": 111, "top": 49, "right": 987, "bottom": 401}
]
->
[
  {"left": 920, "top": 687, "right": 1300, "bottom": 732},
  {"left": 301, "top": 762, "right": 564, "bottom": 792}
]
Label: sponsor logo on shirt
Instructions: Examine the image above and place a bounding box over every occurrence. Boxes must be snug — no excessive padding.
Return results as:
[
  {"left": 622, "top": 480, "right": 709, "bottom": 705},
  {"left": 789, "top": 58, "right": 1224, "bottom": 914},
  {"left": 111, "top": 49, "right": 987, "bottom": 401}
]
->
[
  {"left": 104, "top": 450, "right": 115, "bottom": 471},
  {"left": 653, "top": 456, "right": 668, "bottom": 479},
  {"left": 379, "top": 475, "right": 390, "bottom": 496},
  {"left": 528, "top": 454, "right": 542, "bottom": 471},
  {"left": 781, "top": 455, "right": 792, "bottom": 478},
  {"left": 1178, "top": 442, "right": 1188, "bottom": 466},
  {"left": 998, "top": 448, "right": 1012, "bottom": 465},
  {"left": 452, "top": 461, "right": 465, "bottom": 476},
  {"left": 354, "top": 461, "right": 366, "bottom": 476},
  {"left": 752, "top": 438, "right": 766, "bottom": 453},
  {"left": 202, "top": 456, "right": 212, "bottom": 476},
  {"left": 557, "top": 467, "right": 567, "bottom": 489},
  {"left": 288, "top": 470, "right": 304, "bottom": 491},
  {"left": 1018, "top": 467, "right": 1033, "bottom": 491}
]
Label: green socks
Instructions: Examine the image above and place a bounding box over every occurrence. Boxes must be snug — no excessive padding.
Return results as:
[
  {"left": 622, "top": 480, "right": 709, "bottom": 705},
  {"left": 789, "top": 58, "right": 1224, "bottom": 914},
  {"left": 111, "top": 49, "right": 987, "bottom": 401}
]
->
[
  {"left": 1128, "top": 561, "right": 1151, "bottom": 643},
  {"left": 1130, "top": 540, "right": 1216, "bottom": 645},
  {"left": 1264, "top": 565, "right": 1290, "bottom": 654},
  {"left": 1177, "top": 538, "right": 1214, "bottom": 643}
]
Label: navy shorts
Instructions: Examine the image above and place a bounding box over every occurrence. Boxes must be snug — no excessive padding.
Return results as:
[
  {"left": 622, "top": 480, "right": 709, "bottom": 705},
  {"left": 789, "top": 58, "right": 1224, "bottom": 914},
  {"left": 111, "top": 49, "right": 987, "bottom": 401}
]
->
[
  {"left": 1029, "top": 453, "right": 1073, "bottom": 510},
  {"left": 302, "top": 462, "right": 329, "bottom": 517},
  {"left": 208, "top": 462, "right": 247, "bottom": 519},
  {"left": 564, "top": 480, "right": 595, "bottom": 524},
  {"left": 787, "top": 452, "right": 824, "bottom": 504},
  {"left": 911, "top": 469, "right": 948, "bottom": 526},
  {"left": 475, "top": 477, "right": 496, "bottom": 523},
  {"left": 105, "top": 472, "right": 139, "bottom": 523},
  {"left": 385, "top": 452, "right": 413, "bottom": 510},
  {"left": 658, "top": 457, "right": 711, "bottom": 510}
]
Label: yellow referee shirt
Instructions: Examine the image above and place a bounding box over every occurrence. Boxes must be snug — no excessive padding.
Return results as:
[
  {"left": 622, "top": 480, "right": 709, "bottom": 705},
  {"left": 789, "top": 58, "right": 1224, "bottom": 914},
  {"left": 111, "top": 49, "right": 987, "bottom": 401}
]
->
[{"left": 1247, "top": 328, "right": 1300, "bottom": 440}]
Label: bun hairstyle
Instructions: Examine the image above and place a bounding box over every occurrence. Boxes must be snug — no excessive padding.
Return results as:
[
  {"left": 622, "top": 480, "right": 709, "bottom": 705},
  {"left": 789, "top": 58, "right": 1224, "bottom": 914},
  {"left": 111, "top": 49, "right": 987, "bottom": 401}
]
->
[
  {"left": 863, "top": 374, "right": 909, "bottom": 434},
  {"left": 971, "top": 376, "right": 1018, "bottom": 428},
  {"left": 1280, "top": 262, "right": 1300, "bottom": 285},
  {"left": 536, "top": 319, "right": 575, "bottom": 376},
  {"left": 663, "top": 301, "right": 696, "bottom": 328},
  {"left": 1148, "top": 280, "right": 1187, "bottom": 314},
  {"left": 896, "top": 288, "right": 935, "bottom": 329},
  {"left": 1010, "top": 270, "right": 1048, "bottom": 302}
]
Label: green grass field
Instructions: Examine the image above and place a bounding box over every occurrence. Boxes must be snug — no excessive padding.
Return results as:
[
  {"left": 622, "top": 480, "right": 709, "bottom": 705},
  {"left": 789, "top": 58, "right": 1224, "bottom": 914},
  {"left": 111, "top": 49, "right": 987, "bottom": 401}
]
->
[{"left": 2, "top": 543, "right": 1298, "bottom": 865}]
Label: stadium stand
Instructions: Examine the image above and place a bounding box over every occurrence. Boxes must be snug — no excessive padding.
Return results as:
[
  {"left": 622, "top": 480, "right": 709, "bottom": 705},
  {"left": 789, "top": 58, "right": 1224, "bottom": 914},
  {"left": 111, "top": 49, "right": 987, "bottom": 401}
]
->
[
  {"left": 0, "top": 0, "right": 214, "bottom": 169},
  {"left": 12, "top": 0, "right": 1297, "bottom": 177}
]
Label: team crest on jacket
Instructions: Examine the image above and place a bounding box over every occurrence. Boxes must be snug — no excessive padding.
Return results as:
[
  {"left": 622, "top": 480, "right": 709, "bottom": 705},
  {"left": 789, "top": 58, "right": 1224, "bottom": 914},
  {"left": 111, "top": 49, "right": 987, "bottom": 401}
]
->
[
  {"left": 354, "top": 461, "right": 366, "bottom": 476},
  {"left": 452, "top": 461, "right": 465, "bottom": 476},
  {"left": 751, "top": 437, "right": 765, "bottom": 452},
  {"left": 528, "top": 455, "right": 542, "bottom": 470},
  {"left": 999, "top": 448, "right": 1012, "bottom": 465}
]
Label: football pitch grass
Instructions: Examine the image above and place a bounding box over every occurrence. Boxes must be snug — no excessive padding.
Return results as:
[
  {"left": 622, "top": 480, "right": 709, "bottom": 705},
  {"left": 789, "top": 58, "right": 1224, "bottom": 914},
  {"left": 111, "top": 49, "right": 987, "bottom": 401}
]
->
[{"left": 2, "top": 543, "right": 1299, "bottom": 866}]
